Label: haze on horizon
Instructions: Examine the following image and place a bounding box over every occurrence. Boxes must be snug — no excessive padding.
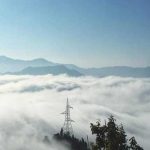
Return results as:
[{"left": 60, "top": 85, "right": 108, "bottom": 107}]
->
[{"left": 0, "top": 0, "right": 150, "bottom": 67}]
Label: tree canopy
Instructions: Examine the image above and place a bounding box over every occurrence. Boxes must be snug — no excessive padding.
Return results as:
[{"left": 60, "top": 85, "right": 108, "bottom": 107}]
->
[
  {"left": 90, "top": 115, "right": 143, "bottom": 150},
  {"left": 53, "top": 128, "right": 89, "bottom": 150},
  {"left": 46, "top": 115, "right": 144, "bottom": 150}
]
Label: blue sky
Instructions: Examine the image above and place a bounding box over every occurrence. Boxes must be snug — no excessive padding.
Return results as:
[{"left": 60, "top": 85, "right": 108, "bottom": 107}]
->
[{"left": 0, "top": 0, "right": 149, "bottom": 67}]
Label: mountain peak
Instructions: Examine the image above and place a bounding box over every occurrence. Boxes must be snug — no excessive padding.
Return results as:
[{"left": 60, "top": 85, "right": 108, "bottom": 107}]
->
[
  {"left": 18, "top": 65, "right": 82, "bottom": 76},
  {"left": 0, "top": 56, "right": 149, "bottom": 77},
  {"left": 32, "top": 58, "right": 48, "bottom": 62},
  {"left": 0, "top": 55, "right": 13, "bottom": 60}
]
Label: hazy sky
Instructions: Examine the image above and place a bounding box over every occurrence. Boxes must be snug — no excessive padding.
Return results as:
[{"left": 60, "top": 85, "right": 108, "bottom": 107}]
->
[{"left": 0, "top": 0, "right": 150, "bottom": 67}]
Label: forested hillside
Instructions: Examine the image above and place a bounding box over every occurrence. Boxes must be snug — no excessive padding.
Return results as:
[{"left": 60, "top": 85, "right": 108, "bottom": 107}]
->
[{"left": 44, "top": 115, "right": 143, "bottom": 150}]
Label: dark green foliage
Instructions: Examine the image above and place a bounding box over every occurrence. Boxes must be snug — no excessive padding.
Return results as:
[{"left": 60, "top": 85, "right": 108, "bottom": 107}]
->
[
  {"left": 129, "top": 137, "right": 144, "bottom": 150},
  {"left": 90, "top": 115, "right": 143, "bottom": 150},
  {"left": 107, "top": 115, "right": 120, "bottom": 150},
  {"left": 53, "top": 128, "right": 89, "bottom": 150},
  {"left": 50, "top": 115, "right": 143, "bottom": 150},
  {"left": 118, "top": 124, "right": 127, "bottom": 150},
  {"left": 90, "top": 121, "right": 107, "bottom": 149}
]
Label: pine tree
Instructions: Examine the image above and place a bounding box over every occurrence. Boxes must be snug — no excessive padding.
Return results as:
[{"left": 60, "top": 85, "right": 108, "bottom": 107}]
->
[
  {"left": 129, "top": 137, "right": 143, "bottom": 150},
  {"left": 106, "top": 115, "right": 119, "bottom": 150},
  {"left": 118, "top": 124, "right": 128, "bottom": 150},
  {"left": 90, "top": 121, "right": 107, "bottom": 149},
  {"left": 90, "top": 115, "right": 143, "bottom": 150},
  {"left": 53, "top": 128, "right": 89, "bottom": 150}
]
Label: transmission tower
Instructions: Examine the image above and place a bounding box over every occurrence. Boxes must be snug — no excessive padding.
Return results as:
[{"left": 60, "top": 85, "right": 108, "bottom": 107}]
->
[{"left": 61, "top": 98, "right": 74, "bottom": 135}]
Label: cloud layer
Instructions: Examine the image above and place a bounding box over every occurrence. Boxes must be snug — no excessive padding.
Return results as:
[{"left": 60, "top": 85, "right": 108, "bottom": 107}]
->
[{"left": 0, "top": 75, "right": 149, "bottom": 149}]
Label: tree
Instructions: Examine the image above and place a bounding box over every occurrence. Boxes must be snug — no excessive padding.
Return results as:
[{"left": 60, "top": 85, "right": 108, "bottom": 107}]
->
[
  {"left": 106, "top": 115, "right": 119, "bottom": 150},
  {"left": 90, "top": 121, "right": 107, "bottom": 150},
  {"left": 90, "top": 115, "right": 143, "bottom": 150},
  {"left": 129, "top": 137, "right": 143, "bottom": 150},
  {"left": 53, "top": 128, "right": 89, "bottom": 150},
  {"left": 118, "top": 124, "right": 128, "bottom": 150}
]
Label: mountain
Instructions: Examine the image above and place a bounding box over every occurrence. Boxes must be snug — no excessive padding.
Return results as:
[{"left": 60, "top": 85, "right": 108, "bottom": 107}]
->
[
  {"left": 78, "top": 66, "right": 150, "bottom": 77},
  {"left": 0, "top": 56, "right": 56, "bottom": 73},
  {"left": 15, "top": 65, "right": 82, "bottom": 77},
  {"left": 0, "top": 56, "right": 150, "bottom": 77},
  {"left": 64, "top": 64, "right": 150, "bottom": 77}
]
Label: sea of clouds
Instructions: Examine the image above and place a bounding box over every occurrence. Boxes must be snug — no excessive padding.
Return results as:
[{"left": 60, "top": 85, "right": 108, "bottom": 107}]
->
[{"left": 0, "top": 74, "right": 149, "bottom": 150}]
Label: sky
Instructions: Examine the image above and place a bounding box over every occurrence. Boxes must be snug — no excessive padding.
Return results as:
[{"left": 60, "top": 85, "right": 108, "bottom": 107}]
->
[{"left": 0, "top": 0, "right": 150, "bottom": 67}]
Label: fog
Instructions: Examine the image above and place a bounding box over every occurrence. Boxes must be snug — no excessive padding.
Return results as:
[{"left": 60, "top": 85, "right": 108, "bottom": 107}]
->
[{"left": 0, "top": 75, "right": 149, "bottom": 149}]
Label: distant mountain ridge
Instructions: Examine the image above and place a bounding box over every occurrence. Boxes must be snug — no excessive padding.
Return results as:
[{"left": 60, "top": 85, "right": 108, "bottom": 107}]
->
[
  {"left": 0, "top": 56, "right": 56, "bottom": 73},
  {"left": 15, "top": 65, "right": 82, "bottom": 77},
  {"left": 67, "top": 65, "right": 150, "bottom": 77},
  {"left": 0, "top": 56, "right": 150, "bottom": 77}
]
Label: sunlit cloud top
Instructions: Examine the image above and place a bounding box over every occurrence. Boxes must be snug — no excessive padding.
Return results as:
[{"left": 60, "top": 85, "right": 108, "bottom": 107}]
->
[{"left": 0, "top": 74, "right": 149, "bottom": 149}]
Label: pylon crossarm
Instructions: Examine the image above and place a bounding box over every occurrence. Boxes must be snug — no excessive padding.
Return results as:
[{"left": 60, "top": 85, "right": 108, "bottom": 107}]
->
[{"left": 61, "top": 111, "right": 66, "bottom": 114}]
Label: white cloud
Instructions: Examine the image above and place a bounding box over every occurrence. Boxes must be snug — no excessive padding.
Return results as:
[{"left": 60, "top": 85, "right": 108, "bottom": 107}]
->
[{"left": 0, "top": 75, "right": 149, "bottom": 149}]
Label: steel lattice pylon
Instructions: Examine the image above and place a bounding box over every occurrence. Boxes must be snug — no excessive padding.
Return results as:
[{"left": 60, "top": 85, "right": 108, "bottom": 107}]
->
[{"left": 61, "top": 98, "right": 74, "bottom": 135}]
